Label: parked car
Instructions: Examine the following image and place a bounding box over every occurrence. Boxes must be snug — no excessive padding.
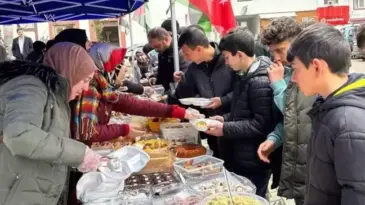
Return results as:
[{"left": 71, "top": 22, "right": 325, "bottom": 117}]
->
[{"left": 352, "top": 40, "right": 365, "bottom": 60}]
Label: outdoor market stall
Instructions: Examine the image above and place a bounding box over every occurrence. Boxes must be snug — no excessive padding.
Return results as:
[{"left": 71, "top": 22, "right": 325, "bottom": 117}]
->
[{"left": 76, "top": 93, "right": 270, "bottom": 204}]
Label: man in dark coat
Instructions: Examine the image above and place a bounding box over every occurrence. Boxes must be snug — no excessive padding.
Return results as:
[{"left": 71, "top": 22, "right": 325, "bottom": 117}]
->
[
  {"left": 26, "top": 41, "right": 46, "bottom": 63},
  {"left": 205, "top": 27, "right": 275, "bottom": 198},
  {"left": 357, "top": 23, "right": 365, "bottom": 50},
  {"left": 290, "top": 23, "right": 365, "bottom": 205},
  {"left": 11, "top": 28, "right": 33, "bottom": 60},
  {"left": 172, "top": 25, "right": 235, "bottom": 159},
  {"left": 147, "top": 27, "right": 190, "bottom": 92}
]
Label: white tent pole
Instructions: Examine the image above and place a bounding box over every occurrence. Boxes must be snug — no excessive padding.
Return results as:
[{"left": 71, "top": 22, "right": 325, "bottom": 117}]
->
[
  {"left": 170, "top": 0, "right": 179, "bottom": 72},
  {"left": 118, "top": 17, "right": 122, "bottom": 47},
  {"left": 169, "top": 0, "right": 179, "bottom": 91},
  {"left": 128, "top": 13, "right": 134, "bottom": 64}
]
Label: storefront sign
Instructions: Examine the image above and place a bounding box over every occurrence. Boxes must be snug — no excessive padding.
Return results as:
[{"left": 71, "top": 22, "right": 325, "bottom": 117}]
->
[{"left": 316, "top": 5, "right": 350, "bottom": 25}]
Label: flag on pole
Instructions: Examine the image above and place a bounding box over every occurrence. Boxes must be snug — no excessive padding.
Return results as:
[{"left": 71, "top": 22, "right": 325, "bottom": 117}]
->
[
  {"left": 132, "top": 3, "right": 151, "bottom": 32},
  {"left": 177, "top": 0, "right": 236, "bottom": 36}
]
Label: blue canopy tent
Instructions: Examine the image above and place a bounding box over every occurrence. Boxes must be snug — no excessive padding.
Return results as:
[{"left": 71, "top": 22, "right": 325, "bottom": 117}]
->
[{"left": 0, "top": 0, "right": 147, "bottom": 25}]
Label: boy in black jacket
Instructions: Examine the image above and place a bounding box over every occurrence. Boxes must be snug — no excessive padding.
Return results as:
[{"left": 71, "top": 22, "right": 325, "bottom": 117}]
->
[{"left": 205, "top": 27, "right": 276, "bottom": 197}]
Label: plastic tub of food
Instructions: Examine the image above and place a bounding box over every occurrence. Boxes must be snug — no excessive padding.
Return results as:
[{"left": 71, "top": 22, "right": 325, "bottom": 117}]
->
[
  {"left": 199, "top": 192, "right": 270, "bottom": 205},
  {"left": 152, "top": 85, "right": 165, "bottom": 95},
  {"left": 187, "top": 172, "right": 256, "bottom": 196},
  {"left": 147, "top": 118, "right": 181, "bottom": 132},
  {"left": 173, "top": 156, "right": 224, "bottom": 179},
  {"left": 120, "top": 185, "right": 153, "bottom": 205},
  {"left": 160, "top": 123, "right": 199, "bottom": 147},
  {"left": 98, "top": 160, "right": 131, "bottom": 183},
  {"left": 109, "top": 146, "right": 150, "bottom": 173},
  {"left": 138, "top": 150, "right": 175, "bottom": 174}
]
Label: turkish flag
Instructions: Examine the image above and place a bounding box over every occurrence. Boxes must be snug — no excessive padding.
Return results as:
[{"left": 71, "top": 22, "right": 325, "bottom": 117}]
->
[{"left": 189, "top": 0, "right": 236, "bottom": 36}]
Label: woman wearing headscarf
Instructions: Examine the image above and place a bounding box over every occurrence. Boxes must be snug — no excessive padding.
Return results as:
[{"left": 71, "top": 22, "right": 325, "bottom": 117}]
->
[
  {"left": 0, "top": 42, "right": 103, "bottom": 205},
  {"left": 89, "top": 42, "right": 152, "bottom": 94}
]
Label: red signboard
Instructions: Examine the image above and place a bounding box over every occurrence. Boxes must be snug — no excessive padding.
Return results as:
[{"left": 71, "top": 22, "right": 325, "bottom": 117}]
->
[{"left": 316, "top": 6, "right": 350, "bottom": 25}]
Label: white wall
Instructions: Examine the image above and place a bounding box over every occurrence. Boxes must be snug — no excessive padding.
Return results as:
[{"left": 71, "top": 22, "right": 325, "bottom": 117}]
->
[
  {"left": 37, "top": 22, "right": 50, "bottom": 42},
  {"left": 124, "top": 0, "right": 189, "bottom": 47},
  {"left": 349, "top": 0, "right": 365, "bottom": 21},
  {"left": 232, "top": 0, "right": 318, "bottom": 16},
  {"left": 79, "top": 20, "right": 91, "bottom": 39}
]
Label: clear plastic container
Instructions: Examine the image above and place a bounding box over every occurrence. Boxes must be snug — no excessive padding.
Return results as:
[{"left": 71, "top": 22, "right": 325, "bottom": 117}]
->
[
  {"left": 173, "top": 156, "right": 224, "bottom": 179},
  {"left": 152, "top": 85, "right": 165, "bottom": 95},
  {"left": 199, "top": 192, "right": 270, "bottom": 205},
  {"left": 187, "top": 172, "right": 256, "bottom": 196},
  {"left": 109, "top": 146, "right": 150, "bottom": 173},
  {"left": 160, "top": 123, "right": 199, "bottom": 147},
  {"left": 139, "top": 150, "right": 175, "bottom": 174},
  {"left": 120, "top": 185, "right": 153, "bottom": 205},
  {"left": 162, "top": 189, "right": 204, "bottom": 205}
]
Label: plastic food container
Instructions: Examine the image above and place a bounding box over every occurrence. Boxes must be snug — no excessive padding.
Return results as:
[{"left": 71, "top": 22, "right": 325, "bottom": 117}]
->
[
  {"left": 152, "top": 85, "right": 165, "bottom": 95},
  {"left": 174, "top": 148, "right": 213, "bottom": 161},
  {"left": 160, "top": 123, "right": 199, "bottom": 147},
  {"left": 173, "top": 156, "right": 224, "bottom": 179},
  {"left": 109, "top": 146, "right": 150, "bottom": 173},
  {"left": 187, "top": 172, "right": 256, "bottom": 196},
  {"left": 147, "top": 118, "right": 181, "bottom": 132},
  {"left": 98, "top": 160, "right": 131, "bottom": 183},
  {"left": 199, "top": 192, "right": 270, "bottom": 205},
  {"left": 163, "top": 189, "right": 204, "bottom": 205},
  {"left": 120, "top": 185, "right": 153, "bottom": 205},
  {"left": 138, "top": 150, "right": 175, "bottom": 174}
]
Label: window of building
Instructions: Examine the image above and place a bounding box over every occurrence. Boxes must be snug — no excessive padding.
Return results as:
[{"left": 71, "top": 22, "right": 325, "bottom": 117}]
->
[
  {"left": 354, "top": 0, "right": 365, "bottom": 9},
  {"left": 324, "top": 0, "right": 339, "bottom": 5},
  {"left": 53, "top": 24, "right": 75, "bottom": 36}
]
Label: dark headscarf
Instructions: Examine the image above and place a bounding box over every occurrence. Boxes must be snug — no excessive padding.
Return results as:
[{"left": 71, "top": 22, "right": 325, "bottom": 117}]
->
[{"left": 54, "top": 29, "right": 88, "bottom": 49}]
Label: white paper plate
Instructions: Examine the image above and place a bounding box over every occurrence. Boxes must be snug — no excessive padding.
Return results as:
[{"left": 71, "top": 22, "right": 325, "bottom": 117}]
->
[{"left": 190, "top": 119, "right": 219, "bottom": 132}]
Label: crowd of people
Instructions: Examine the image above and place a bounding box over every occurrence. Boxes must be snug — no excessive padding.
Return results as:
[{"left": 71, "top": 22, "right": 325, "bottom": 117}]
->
[{"left": 0, "top": 17, "right": 364, "bottom": 205}]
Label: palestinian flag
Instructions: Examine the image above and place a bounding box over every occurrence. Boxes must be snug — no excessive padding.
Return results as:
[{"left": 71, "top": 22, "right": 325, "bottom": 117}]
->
[
  {"left": 132, "top": 3, "right": 151, "bottom": 32},
  {"left": 177, "top": 0, "right": 236, "bottom": 36}
]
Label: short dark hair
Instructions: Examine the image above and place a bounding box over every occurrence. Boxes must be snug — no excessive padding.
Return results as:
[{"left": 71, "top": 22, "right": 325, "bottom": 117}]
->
[
  {"left": 261, "top": 17, "right": 302, "bottom": 46},
  {"left": 178, "top": 25, "right": 210, "bottom": 49},
  {"left": 219, "top": 27, "right": 255, "bottom": 57},
  {"left": 289, "top": 23, "right": 351, "bottom": 74},
  {"left": 357, "top": 23, "right": 365, "bottom": 49},
  {"left": 161, "top": 18, "right": 180, "bottom": 33},
  {"left": 45, "top": 39, "right": 56, "bottom": 51},
  {"left": 142, "top": 43, "right": 153, "bottom": 54},
  {"left": 33, "top": 41, "right": 46, "bottom": 51},
  {"left": 17, "top": 27, "right": 24, "bottom": 32},
  {"left": 148, "top": 27, "right": 170, "bottom": 41},
  {"left": 178, "top": 26, "right": 187, "bottom": 35}
]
